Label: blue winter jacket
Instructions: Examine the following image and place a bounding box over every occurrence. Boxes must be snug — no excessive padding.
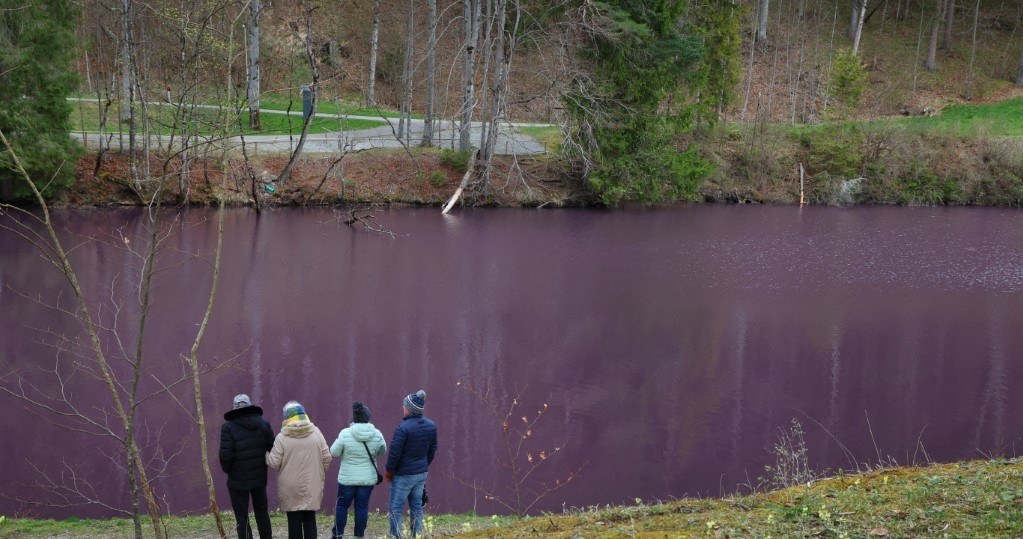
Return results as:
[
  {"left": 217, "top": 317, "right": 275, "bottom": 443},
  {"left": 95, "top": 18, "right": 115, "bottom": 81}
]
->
[{"left": 385, "top": 413, "right": 437, "bottom": 475}]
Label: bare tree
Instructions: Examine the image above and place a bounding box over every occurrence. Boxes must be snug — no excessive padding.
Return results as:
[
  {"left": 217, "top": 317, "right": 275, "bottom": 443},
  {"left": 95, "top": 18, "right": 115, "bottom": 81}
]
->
[
  {"left": 926, "top": 0, "right": 945, "bottom": 71},
  {"left": 398, "top": 0, "right": 415, "bottom": 143},
  {"left": 459, "top": 0, "right": 482, "bottom": 152},
  {"left": 942, "top": 0, "right": 955, "bottom": 51},
  {"left": 247, "top": 0, "right": 262, "bottom": 130},
  {"left": 757, "top": 0, "right": 770, "bottom": 48},
  {"left": 852, "top": 0, "right": 868, "bottom": 54},
  {"left": 421, "top": 0, "right": 438, "bottom": 147},
  {"left": 276, "top": 0, "right": 320, "bottom": 185},
  {"left": 1017, "top": 37, "right": 1023, "bottom": 85},
  {"left": 366, "top": 0, "right": 381, "bottom": 107}
]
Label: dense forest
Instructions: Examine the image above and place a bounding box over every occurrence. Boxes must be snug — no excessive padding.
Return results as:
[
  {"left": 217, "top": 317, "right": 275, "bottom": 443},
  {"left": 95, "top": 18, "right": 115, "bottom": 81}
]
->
[{"left": 3, "top": 0, "right": 1023, "bottom": 205}]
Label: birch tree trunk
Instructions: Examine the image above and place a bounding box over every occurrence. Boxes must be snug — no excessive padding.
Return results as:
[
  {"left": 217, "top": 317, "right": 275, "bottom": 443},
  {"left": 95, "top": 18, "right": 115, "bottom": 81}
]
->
[
  {"left": 247, "top": 0, "right": 261, "bottom": 130},
  {"left": 421, "top": 0, "right": 437, "bottom": 147},
  {"left": 757, "top": 0, "right": 770, "bottom": 48},
  {"left": 848, "top": 0, "right": 860, "bottom": 40},
  {"left": 459, "top": 0, "right": 481, "bottom": 152},
  {"left": 366, "top": 0, "right": 380, "bottom": 107},
  {"left": 852, "top": 0, "right": 867, "bottom": 54}
]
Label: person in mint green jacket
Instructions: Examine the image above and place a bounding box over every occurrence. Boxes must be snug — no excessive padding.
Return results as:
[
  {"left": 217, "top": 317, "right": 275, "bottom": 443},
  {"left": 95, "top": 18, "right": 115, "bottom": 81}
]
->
[{"left": 329, "top": 402, "right": 386, "bottom": 538}]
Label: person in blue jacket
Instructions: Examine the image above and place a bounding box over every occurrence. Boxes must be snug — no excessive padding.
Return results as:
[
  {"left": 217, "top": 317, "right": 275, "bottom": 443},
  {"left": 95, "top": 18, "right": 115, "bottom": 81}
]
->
[
  {"left": 219, "top": 394, "right": 275, "bottom": 539},
  {"left": 384, "top": 390, "right": 437, "bottom": 538}
]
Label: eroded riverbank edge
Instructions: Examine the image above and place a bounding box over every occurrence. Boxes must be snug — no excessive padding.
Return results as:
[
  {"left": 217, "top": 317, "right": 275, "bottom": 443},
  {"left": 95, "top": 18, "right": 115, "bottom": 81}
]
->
[
  {"left": 37, "top": 130, "right": 1023, "bottom": 209},
  {"left": 3, "top": 459, "right": 1021, "bottom": 538}
]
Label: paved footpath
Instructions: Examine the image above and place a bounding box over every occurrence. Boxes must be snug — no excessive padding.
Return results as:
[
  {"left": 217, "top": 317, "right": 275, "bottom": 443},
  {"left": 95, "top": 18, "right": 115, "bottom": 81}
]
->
[{"left": 69, "top": 99, "right": 552, "bottom": 156}]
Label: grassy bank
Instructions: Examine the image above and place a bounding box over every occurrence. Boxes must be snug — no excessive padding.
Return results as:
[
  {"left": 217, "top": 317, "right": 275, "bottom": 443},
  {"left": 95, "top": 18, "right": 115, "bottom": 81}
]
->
[{"left": 3, "top": 459, "right": 1022, "bottom": 538}]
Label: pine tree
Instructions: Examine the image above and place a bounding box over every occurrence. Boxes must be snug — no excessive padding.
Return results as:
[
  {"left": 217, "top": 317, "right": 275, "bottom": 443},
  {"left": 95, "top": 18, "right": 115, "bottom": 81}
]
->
[{"left": 0, "top": 0, "right": 81, "bottom": 200}]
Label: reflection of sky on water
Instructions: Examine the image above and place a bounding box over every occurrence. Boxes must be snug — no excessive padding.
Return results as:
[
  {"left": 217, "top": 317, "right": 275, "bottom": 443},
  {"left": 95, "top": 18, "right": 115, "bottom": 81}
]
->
[{"left": 1, "top": 206, "right": 1022, "bottom": 518}]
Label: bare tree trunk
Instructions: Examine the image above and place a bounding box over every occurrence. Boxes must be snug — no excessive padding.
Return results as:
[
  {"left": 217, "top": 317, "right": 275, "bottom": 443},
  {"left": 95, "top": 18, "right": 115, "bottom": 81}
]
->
[
  {"left": 925, "top": 0, "right": 943, "bottom": 71},
  {"left": 277, "top": 0, "right": 319, "bottom": 184},
  {"left": 421, "top": 0, "right": 437, "bottom": 147},
  {"left": 848, "top": 0, "right": 860, "bottom": 40},
  {"left": 367, "top": 0, "right": 380, "bottom": 107},
  {"left": 398, "top": 0, "right": 415, "bottom": 142},
  {"left": 120, "top": 0, "right": 134, "bottom": 125},
  {"left": 459, "top": 0, "right": 481, "bottom": 152},
  {"left": 964, "top": 0, "right": 979, "bottom": 99},
  {"left": 1017, "top": 37, "right": 1023, "bottom": 85},
  {"left": 942, "top": 0, "right": 955, "bottom": 51},
  {"left": 247, "top": 0, "right": 261, "bottom": 130},
  {"left": 187, "top": 203, "right": 228, "bottom": 539},
  {"left": 852, "top": 0, "right": 867, "bottom": 54},
  {"left": 757, "top": 0, "right": 770, "bottom": 48}
]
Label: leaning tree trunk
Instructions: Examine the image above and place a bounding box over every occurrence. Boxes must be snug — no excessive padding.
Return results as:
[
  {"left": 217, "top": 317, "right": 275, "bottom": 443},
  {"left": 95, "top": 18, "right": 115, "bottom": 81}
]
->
[
  {"left": 848, "top": 0, "right": 860, "bottom": 40},
  {"left": 247, "top": 0, "right": 261, "bottom": 130},
  {"left": 852, "top": 0, "right": 867, "bottom": 54},
  {"left": 421, "top": 0, "right": 437, "bottom": 147},
  {"left": 366, "top": 0, "right": 380, "bottom": 107}
]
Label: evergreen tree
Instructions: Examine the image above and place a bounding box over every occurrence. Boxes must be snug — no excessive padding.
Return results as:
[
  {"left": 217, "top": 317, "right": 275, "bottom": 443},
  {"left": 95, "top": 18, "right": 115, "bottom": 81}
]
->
[
  {"left": 0, "top": 0, "right": 81, "bottom": 200},
  {"left": 565, "top": 0, "right": 710, "bottom": 205}
]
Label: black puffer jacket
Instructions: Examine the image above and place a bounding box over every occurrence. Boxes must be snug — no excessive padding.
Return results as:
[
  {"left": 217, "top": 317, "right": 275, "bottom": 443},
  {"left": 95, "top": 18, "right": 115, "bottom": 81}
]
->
[{"left": 219, "top": 405, "right": 275, "bottom": 490}]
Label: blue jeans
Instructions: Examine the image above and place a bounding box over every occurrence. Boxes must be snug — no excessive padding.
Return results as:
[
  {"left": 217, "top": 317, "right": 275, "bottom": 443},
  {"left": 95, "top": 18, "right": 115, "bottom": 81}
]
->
[
  {"left": 334, "top": 483, "right": 374, "bottom": 537},
  {"left": 387, "top": 472, "right": 427, "bottom": 538}
]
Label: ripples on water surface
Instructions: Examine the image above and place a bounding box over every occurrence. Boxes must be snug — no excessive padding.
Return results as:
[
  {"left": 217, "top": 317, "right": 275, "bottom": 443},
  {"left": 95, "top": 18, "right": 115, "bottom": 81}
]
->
[{"left": 1, "top": 205, "right": 1021, "bottom": 517}]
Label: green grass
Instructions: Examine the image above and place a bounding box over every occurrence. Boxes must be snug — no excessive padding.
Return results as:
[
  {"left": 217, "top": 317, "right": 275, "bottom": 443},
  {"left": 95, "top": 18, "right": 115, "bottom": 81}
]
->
[
  {"left": 5, "top": 459, "right": 1022, "bottom": 538},
  {"left": 515, "top": 125, "right": 562, "bottom": 151},
  {"left": 0, "top": 510, "right": 518, "bottom": 538},
  {"left": 872, "top": 98, "right": 1023, "bottom": 137},
  {"left": 258, "top": 93, "right": 417, "bottom": 119},
  {"left": 68, "top": 99, "right": 387, "bottom": 137}
]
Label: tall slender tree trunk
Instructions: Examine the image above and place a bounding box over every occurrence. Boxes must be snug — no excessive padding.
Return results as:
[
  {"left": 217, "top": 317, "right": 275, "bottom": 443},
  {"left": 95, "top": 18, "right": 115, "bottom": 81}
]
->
[
  {"left": 421, "top": 0, "right": 437, "bottom": 147},
  {"left": 964, "top": 0, "right": 979, "bottom": 98},
  {"left": 398, "top": 0, "right": 415, "bottom": 142},
  {"left": 120, "top": 0, "right": 133, "bottom": 125},
  {"left": 1016, "top": 38, "right": 1023, "bottom": 85},
  {"left": 366, "top": 0, "right": 380, "bottom": 107},
  {"left": 942, "top": 0, "right": 955, "bottom": 51},
  {"left": 925, "top": 0, "right": 943, "bottom": 71},
  {"left": 848, "top": 0, "right": 861, "bottom": 40},
  {"left": 852, "top": 0, "right": 867, "bottom": 54},
  {"left": 247, "top": 0, "right": 261, "bottom": 130},
  {"left": 757, "top": 0, "right": 770, "bottom": 48},
  {"left": 459, "top": 0, "right": 481, "bottom": 152}
]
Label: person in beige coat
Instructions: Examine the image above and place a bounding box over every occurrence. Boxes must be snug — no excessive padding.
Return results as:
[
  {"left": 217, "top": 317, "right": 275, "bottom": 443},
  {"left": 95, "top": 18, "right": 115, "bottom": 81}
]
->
[{"left": 267, "top": 401, "right": 332, "bottom": 539}]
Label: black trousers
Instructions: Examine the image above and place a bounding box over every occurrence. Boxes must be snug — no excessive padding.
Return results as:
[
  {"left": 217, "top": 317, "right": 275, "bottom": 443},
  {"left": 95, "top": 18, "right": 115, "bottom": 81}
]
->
[
  {"left": 286, "top": 510, "right": 317, "bottom": 539},
  {"left": 228, "top": 485, "right": 272, "bottom": 539}
]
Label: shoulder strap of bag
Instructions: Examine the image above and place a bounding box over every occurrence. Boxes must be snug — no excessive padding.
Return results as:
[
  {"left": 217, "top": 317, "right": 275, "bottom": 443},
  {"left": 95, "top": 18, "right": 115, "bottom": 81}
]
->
[{"left": 361, "top": 441, "right": 379, "bottom": 469}]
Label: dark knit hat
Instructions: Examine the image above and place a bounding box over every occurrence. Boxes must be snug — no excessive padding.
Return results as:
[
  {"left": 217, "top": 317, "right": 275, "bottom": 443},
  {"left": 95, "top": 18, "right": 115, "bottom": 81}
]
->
[
  {"left": 352, "top": 401, "right": 371, "bottom": 423},
  {"left": 403, "top": 390, "right": 426, "bottom": 414}
]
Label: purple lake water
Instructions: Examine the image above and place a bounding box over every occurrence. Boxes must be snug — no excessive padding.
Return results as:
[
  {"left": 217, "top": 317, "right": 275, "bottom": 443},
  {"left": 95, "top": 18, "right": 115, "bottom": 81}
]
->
[{"left": 1, "top": 205, "right": 1022, "bottom": 518}]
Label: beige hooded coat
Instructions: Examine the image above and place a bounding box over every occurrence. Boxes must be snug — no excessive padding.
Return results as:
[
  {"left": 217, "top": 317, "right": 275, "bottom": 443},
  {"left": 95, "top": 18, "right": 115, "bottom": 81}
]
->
[{"left": 266, "top": 420, "right": 332, "bottom": 511}]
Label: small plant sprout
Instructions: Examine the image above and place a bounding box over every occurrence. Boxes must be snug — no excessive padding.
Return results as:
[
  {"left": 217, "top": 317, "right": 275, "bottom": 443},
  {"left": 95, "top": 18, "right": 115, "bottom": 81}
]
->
[{"left": 451, "top": 381, "right": 585, "bottom": 515}]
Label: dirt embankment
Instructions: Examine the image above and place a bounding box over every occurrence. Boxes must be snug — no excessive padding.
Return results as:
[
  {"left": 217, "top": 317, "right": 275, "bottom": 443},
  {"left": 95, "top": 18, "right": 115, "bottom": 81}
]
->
[
  {"left": 60, "top": 148, "right": 590, "bottom": 209},
  {"left": 58, "top": 129, "right": 1023, "bottom": 209}
]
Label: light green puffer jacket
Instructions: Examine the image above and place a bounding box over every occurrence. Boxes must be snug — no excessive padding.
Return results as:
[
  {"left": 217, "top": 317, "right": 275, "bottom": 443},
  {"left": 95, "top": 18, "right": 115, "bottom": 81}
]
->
[{"left": 329, "top": 422, "right": 386, "bottom": 486}]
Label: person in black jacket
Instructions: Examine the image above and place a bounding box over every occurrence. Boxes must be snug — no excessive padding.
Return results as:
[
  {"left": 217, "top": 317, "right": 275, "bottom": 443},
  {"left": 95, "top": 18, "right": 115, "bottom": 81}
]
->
[
  {"left": 220, "top": 394, "right": 275, "bottom": 539},
  {"left": 385, "top": 390, "right": 437, "bottom": 538}
]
